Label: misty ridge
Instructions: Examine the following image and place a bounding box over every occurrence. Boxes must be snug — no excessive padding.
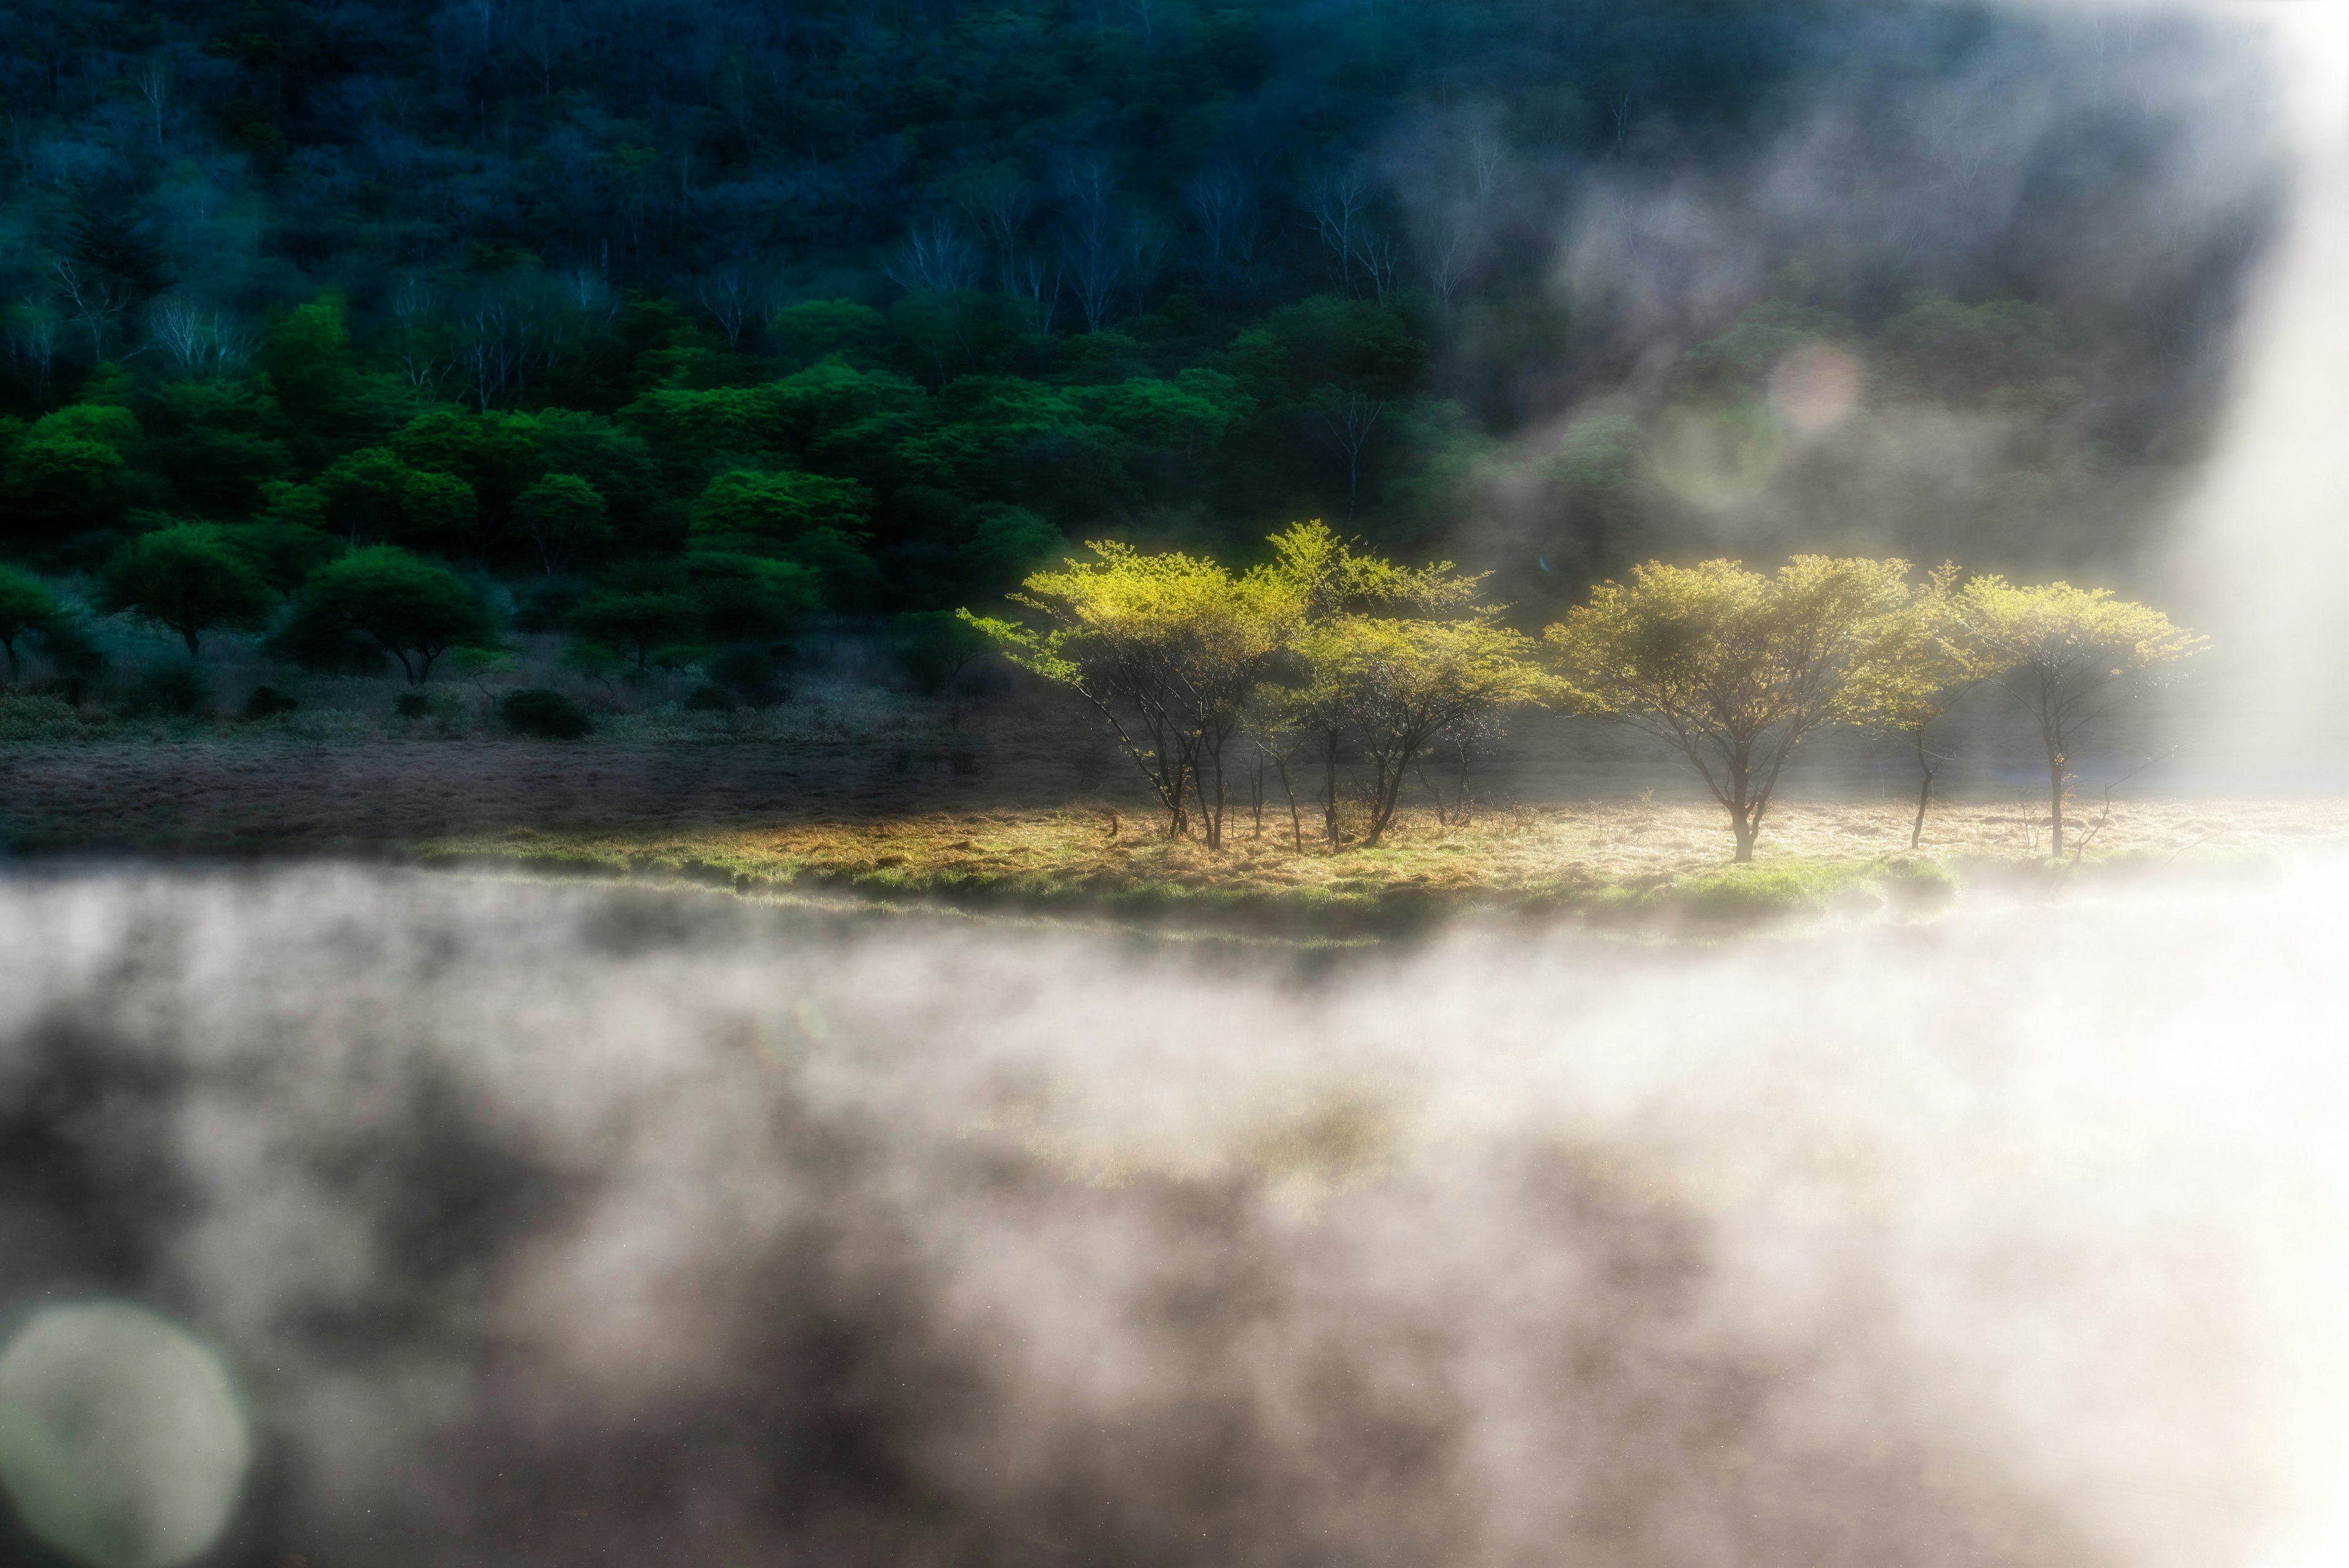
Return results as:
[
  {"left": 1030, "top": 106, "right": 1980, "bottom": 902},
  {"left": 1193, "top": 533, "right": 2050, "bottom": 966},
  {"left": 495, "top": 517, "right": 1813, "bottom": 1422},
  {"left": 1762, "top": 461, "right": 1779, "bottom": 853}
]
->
[{"left": 4, "top": 861, "right": 2347, "bottom": 1568}]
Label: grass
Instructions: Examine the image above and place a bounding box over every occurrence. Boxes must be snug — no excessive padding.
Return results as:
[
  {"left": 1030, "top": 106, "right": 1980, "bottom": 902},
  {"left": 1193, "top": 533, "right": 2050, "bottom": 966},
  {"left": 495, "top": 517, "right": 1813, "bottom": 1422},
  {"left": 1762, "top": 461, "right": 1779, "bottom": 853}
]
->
[{"left": 416, "top": 805, "right": 1987, "bottom": 935}]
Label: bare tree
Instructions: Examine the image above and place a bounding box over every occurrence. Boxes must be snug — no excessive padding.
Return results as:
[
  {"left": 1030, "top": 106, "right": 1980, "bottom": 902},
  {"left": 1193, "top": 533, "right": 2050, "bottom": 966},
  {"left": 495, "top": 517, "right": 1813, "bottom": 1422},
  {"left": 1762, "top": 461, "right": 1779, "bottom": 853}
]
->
[
  {"left": 133, "top": 56, "right": 169, "bottom": 150},
  {"left": 699, "top": 266, "right": 760, "bottom": 347},
  {"left": 1312, "top": 390, "right": 1389, "bottom": 512},
  {"left": 1185, "top": 169, "right": 1257, "bottom": 289},
  {"left": 1304, "top": 169, "right": 1373, "bottom": 292},
  {"left": 1011, "top": 255, "right": 1061, "bottom": 334},
  {"left": 456, "top": 297, "right": 519, "bottom": 410},
  {"left": 6, "top": 303, "right": 60, "bottom": 406},
  {"left": 147, "top": 299, "right": 258, "bottom": 377},
  {"left": 50, "top": 259, "right": 126, "bottom": 363},
  {"left": 956, "top": 164, "right": 1034, "bottom": 291},
  {"left": 1122, "top": 213, "right": 1173, "bottom": 316},
  {"left": 883, "top": 218, "right": 983, "bottom": 292}
]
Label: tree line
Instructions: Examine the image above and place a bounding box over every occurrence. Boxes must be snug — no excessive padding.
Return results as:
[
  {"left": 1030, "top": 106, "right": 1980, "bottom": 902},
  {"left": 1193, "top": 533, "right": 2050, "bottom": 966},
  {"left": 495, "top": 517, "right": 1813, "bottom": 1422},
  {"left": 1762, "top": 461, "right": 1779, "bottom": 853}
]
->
[{"left": 968, "top": 524, "right": 2204, "bottom": 861}]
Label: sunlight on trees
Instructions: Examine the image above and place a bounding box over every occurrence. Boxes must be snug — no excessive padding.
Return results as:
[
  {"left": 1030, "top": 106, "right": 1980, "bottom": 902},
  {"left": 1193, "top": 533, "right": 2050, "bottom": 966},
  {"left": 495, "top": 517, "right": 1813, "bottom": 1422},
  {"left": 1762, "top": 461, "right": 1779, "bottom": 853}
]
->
[
  {"left": 1951, "top": 577, "right": 2206, "bottom": 857},
  {"left": 1544, "top": 557, "right": 1912, "bottom": 862}
]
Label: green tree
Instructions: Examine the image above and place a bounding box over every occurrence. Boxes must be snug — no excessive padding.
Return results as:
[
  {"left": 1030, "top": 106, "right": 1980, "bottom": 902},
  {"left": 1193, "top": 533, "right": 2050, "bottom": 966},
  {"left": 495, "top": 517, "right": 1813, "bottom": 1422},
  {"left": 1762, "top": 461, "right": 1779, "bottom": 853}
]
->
[
  {"left": 687, "top": 468, "right": 872, "bottom": 553},
  {"left": 0, "top": 564, "right": 62, "bottom": 682},
  {"left": 100, "top": 526, "right": 277, "bottom": 658},
  {"left": 2, "top": 431, "right": 128, "bottom": 543},
  {"left": 570, "top": 571, "right": 705, "bottom": 671},
  {"left": 313, "top": 448, "right": 478, "bottom": 546},
  {"left": 514, "top": 473, "right": 613, "bottom": 576},
  {"left": 683, "top": 551, "right": 817, "bottom": 642},
  {"left": 1951, "top": 577, "right": 2205, "bottom": 858},
  {"left": 1545, "top": 557, "right": 1912, "bottom": 861},
  {"left": 1846, "top": 563, "right": 1982, "bottom": 848},
  {"left": 280, "top": 546, "right": 495, "bottom": 683},
  {"left": 1283, "top": 612, "right": 1557, "bottom": 845},
  {"left": 963, "top": 540, "right": 1299, "bottom": 847}
]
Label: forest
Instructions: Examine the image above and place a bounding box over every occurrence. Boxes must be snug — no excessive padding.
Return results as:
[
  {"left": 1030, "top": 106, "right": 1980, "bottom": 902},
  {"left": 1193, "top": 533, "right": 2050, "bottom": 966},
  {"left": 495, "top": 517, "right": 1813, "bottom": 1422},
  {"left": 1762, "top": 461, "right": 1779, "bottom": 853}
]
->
[{"left": 0, "top": 0, "right": 2280, "bottom": 648}]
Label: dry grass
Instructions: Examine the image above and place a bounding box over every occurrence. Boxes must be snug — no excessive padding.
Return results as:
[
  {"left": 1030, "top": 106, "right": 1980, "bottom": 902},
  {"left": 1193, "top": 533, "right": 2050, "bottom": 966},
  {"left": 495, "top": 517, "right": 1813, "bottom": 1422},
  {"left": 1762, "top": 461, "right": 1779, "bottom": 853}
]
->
[{"left": 418, "top": 795, "right": 2349, "bottom": 931}]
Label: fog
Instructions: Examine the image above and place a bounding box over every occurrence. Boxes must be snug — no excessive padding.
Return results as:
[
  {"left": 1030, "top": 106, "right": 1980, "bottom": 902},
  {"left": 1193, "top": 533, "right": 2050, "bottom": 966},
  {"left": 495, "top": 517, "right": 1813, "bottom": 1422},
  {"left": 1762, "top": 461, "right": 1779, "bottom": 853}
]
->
[{"left": 2, "top": 863, "right": 2347, "bottom": 1567}]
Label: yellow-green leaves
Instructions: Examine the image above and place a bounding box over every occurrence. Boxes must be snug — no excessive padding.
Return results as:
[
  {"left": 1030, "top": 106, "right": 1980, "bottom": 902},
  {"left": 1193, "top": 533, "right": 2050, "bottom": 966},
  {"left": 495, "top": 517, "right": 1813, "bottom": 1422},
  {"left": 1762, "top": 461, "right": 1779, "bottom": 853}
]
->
[
  {"left": 1949, "top": 575, "right": 2205, "bottom": 856},
  {"left": 1543, "top": 556, "right": 1910, "bottom": 860}
]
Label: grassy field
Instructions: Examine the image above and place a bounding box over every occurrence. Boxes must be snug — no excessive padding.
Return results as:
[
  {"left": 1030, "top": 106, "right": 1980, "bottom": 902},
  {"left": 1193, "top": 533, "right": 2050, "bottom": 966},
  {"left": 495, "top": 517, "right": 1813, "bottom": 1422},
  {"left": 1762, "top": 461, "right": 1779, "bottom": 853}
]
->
[{"left": 416, "top": 795, "right": 2349, "bottom": 935}]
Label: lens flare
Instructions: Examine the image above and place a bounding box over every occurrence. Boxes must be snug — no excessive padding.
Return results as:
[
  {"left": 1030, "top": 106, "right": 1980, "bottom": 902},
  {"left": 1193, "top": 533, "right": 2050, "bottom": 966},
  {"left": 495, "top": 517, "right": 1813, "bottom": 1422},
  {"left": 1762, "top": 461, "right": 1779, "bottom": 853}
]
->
[
  {"left": 0, "top": 1302, "right": 251, "bottom": 1568},
  {"left": 1767, "top": 342, "right": 1861, "bottom": 433}
]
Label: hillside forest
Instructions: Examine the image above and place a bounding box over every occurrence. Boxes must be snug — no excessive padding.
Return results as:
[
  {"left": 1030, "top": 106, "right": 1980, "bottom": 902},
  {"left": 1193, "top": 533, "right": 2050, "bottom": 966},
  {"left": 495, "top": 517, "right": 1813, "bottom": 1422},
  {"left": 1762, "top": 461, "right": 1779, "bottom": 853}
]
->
[{"left": 0, "top": 0, "right": 2281, "bottom": 697}]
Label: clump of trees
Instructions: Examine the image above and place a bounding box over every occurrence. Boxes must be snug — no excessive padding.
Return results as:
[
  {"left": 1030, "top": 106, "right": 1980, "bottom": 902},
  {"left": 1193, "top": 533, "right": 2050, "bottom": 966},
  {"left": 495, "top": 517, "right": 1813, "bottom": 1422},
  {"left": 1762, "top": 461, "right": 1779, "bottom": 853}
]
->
[
  {"left": 967, "top": 521, "right": 1559, "bottom": 848},
  {"left": 978, "top": 532, "right": 2202, "bottom": 862},
  {"left": 1543, "top": 558, "right": 2202, "bottom": 860}
]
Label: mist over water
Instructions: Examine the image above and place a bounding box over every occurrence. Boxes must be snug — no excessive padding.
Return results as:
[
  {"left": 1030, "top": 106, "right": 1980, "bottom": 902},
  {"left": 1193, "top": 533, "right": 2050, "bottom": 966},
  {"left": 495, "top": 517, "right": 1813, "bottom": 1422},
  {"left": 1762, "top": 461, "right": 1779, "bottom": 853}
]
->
[{"left": 2, "top": 864, "right": 2345, "bottom": 1567}]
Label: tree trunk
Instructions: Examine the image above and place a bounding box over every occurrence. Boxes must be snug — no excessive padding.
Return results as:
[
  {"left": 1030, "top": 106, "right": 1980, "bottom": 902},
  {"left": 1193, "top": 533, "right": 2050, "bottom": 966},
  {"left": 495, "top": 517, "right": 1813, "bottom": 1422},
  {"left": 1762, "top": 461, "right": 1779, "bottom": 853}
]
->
[
  {"left": 1323, "top": 730, "right": 1341, "bottom": 849},
  {"left": 1909, "top": 727, "right": 1934, "bottom": 850},
  {"left": 2048, "top": 750, "right": 2066, "bottom": 859},
  {"left": 1731, "top": 814, "right": 1757, "bottom": 863},
  {"left": 182, "top": 629, "right": 201, "bottom": 660}
]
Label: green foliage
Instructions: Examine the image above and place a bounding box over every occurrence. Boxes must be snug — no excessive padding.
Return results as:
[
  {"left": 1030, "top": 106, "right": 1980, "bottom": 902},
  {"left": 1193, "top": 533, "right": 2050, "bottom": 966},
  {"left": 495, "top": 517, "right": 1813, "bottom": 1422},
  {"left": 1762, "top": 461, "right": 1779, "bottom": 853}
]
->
[
  {"left": 1545, "top": 556, "right": 1913, "bottom": 861},
  {"left": 1876, "top": 300, "right": 2082, "bottom": 412},
  {"left": 569, "top": 576, "right": 705, "bottom": 671},
  {"left": 280, "top": 546, "right": 496, "bottom": 683},
  {"left": 688, "top": 468, "right": 871, "bottom": 552},
  {"left": 1951, "top": 575, "right": 2206, "bottom": 856},
  {"left": 310, "top": 448, "right": 478, "bottom": 546},
  {"left": 514, "top": 473, "right": 613, "bottom": 576},
  {"left": 771, "top": 301, "right": 891, "bottom": 368},
  {"left": 0, "top": 563, "right": 62, "bottom": 680},
  {"left": 2, "top": 431, "right": 128, "bottom": 543},
  {"left": 99, "top": 526, "right": 278, "bottom": 658}
]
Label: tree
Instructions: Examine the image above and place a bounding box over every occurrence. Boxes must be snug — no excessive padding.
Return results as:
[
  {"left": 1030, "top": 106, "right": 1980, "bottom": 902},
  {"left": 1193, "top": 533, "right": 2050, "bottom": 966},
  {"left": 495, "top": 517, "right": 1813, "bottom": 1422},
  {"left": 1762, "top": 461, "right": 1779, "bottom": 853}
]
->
[
  {"left": 280, "top": 546, "right": 495, "bottom": 683},
  {"left": 688, "top": 469, "right": 871, "bottom": 554},
  {"left": 683, "top": 551, "right": 817, "bottom": 642},
  {"left": 313, "top": 449, "right": 478, "bottom": 547},
  {"left": 1846, "top": 563, "right": 1981, "bottom": 849},
  {"left": 963, "top": 540, "right": 1298, "bottom": 847},
  {"left": 100, "top": 526, "right": 277, "bottom": 659},
  {"left": 569, "top": 578, "right": 705, "bottom": 671},
  {"left": 1545, "top": 557, "right": 1912, "bottom": 862},
  {"left": 514, "top": 473, "right": 612, "bottom": 576},
  {"left": 0, "top": 564, "right": 61, "bottom": 682},
  {"left": 1950, "top": 577, "right": 2205, "bottom": 858},
  {"left": 1283, "top": 612, "right": 1556, "bottom": 845}
]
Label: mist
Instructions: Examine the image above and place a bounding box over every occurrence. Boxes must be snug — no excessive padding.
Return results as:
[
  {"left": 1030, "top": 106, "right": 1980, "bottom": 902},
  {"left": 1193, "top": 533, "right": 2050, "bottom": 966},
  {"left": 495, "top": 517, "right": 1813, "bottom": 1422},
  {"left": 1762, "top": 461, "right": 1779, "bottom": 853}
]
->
[{"left": 4, "top": 863, "right": 2347, "bottom": 1567}]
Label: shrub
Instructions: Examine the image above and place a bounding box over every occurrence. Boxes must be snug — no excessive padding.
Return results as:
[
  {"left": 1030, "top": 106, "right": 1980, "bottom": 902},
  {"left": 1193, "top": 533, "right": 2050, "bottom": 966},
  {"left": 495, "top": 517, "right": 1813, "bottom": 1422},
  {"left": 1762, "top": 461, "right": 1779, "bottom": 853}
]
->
[
  {"left": 709, "top": 644, "right": 790, "bottom": 708},
  {"left": 127, "top": 663, "right": 211, "bottom": 718},
  {"left": 393, "top": 691, "right": 432, "bottom": 719},
  {"left": 684, "top": 684, "right": 737, "bottom": 712},
  {"left": 242, "top": 685, "right": 299, "bottom": 719},
  {"left": 498, "top": 688, "right": 592, "bottom": 738}
]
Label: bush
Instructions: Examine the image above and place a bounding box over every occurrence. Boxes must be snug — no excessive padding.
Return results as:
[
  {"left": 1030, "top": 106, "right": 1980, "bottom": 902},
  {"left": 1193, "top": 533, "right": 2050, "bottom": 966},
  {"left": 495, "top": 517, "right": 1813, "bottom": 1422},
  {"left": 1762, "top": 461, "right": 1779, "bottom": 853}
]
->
[
  {"left": 708, "top": 645, "right": 790, "bottom": 708},
  {"left": 127, "top": 663, "right": 211, "bottom": 718},
  {"left": 498, "top": 688, "right": 592, "bottom": 738},
  {"left": 683, "top": 683, "right": 737, "bottom": 712},
  {"left": 242, "top": 685, "right": 299, "bottom": 719},
  {"left": 393, "top": 691, "right": 432, "bottom": 719}
]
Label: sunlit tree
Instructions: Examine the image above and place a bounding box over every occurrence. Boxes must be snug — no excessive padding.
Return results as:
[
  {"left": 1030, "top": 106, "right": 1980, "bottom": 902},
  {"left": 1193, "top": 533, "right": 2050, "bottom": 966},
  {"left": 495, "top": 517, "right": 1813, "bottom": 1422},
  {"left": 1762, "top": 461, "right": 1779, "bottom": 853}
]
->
[
  {"left": 963, "top": 541, "right": 1299, "bottom": 847},
  {"left": 1847, "top": 563, "right": 1983, "bottom": 849},
  {"left": 1283, "top": 612, "right": 1556, "bottom": 846},
  {"left": 1545, "top": 557, "right": 1911, "bottom": 862},
  {"left": 1951, "top": 577, "right": 2205, "bottom": 858}
]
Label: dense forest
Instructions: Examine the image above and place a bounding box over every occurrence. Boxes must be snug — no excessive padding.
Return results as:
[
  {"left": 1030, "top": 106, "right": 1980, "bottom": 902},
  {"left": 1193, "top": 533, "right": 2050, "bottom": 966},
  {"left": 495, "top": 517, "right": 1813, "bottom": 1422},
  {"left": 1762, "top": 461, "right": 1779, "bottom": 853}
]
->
[{"left": 0, "top": 0, "right": 2285, "bottom": 675}]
